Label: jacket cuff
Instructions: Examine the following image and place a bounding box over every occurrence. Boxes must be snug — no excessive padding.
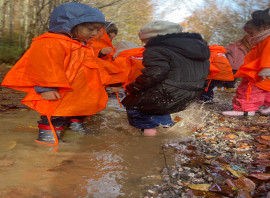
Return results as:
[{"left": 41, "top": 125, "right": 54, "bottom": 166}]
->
[
  {"left": 98, "top": 50, "right": 106, "bottom": 58},
  {"left": 34, "top": 86, "right": 58, "bottom": 93},
  {"left": 126, "top": 84, "right": 142, "bottom": 95},
  {"left": 108, "top": 83, "right": 123, "bottom": 87}
]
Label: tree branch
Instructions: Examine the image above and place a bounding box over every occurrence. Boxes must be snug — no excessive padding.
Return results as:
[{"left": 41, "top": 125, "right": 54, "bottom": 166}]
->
[{"left": 96, "top": 0, "right": 122, "bottom": 9}]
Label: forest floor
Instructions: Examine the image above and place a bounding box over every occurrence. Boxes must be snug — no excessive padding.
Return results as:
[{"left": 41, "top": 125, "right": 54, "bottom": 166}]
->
[
  {"left": 1, "top": 64, "right": 270, "bottom": 198},
  {"left": 145, "top": 93, "right": 270, "bottom": 197}
]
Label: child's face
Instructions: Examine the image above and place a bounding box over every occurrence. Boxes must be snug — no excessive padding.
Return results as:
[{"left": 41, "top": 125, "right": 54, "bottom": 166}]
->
[
  {"left": 245, "top": 26, "right": 266, "bottom": 37},
  {"left": 75, "top": 23, "right": 104, "bottom": 42},
  {"left": 108, "top": 32, "right": 116, "bottom": 41}
]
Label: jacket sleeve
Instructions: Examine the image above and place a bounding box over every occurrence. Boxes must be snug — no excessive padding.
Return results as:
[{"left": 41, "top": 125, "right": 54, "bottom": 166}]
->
[
  {"left": 126, "top": 47, "right": 170, "bottom": 95},
  {"left": 34, "top": 86, "right": 58, "bottom": 93},
  {"left": 224, "top": 45, "right": 235, "bottom": 67},
  {"left": 260, "top": 39, "right": 270, "bottom": 69}
]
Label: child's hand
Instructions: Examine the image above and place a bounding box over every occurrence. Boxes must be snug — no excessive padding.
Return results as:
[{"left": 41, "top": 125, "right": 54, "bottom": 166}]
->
[
  {"left": 262, "top": 76, "right": 270, "bottom": 80},
  {"left": 41, "top": 91, "right": 61, "bottom": 100},
  {"left": 110, "top": 87, "right": 121, "bottom": 93},
  {"left": 101, "top": 47, "right": 113, "bottom": 55}
]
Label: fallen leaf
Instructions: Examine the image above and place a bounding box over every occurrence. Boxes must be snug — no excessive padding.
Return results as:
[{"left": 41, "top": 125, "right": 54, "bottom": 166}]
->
[
  {"left": 173, "top": 116, "right": 182, "bottom": 122},
  {"left": 249, "top": 173, "right": 270, "bottom": 180},
  {"left": 6, "top": 141, "right": 16, "bottom": 150},
  {"left": 237, "top": 189, "right": 252, "bottom": 198},
  {"left": 258, "top": 152, "right": 270, "bottom": 159},
  {"left": 255, "top": 137, "right": 270, "bottom": 146},
  {"left": 237, "top": 177, "right": 256, "bottom": 192},
  {"left": 224, "top": 134, "right": 237, "bottom": 140},
  {"left": 236, "top": 142, "right": 252, "bottom": 149},
  {"left": 209, "top": 183, "right": 234, "bottom": 196},
  {"left": 204, "top": 138, "right": 217, "bottom": 142},
  {"left": 261, "top": 136, "right": 270, "bottom": 141},
  {"left": 225, "top": 166, "right": 242, "bottom": 178},
  {"left": 225, "top": 179, "right": 236, "bottom": 189},
  {"left": 217, "top": 127, "right": 232, "bottom": 131},
  {"left": 188, "top": 184, "right": 211, "bottom": 191}
]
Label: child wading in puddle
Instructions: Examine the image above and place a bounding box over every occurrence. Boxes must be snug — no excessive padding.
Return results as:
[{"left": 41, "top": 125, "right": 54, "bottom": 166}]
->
[
  {"left": 1, "top": 2, "right": 110, "bottom": 145},
  {"left": 222, "top": 8, "right": 270, "bottom": 117},
  {"left": 121, "top": 20, "right": 210, "bottom": 136}
]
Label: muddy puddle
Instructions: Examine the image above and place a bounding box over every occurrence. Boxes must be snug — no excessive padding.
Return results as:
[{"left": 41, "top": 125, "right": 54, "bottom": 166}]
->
[{"left": 0, "top": 96, "right": 207, "bottom": 198}]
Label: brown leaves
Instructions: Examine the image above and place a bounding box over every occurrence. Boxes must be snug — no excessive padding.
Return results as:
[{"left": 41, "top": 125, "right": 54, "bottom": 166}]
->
[
  {"left": 223, "top": 134, "right": 237, "bottom": 140},
  {"left": 249, "top": 173, "right": 270, "bottom": 180},
  {"left": 261, "top": 135, "right": 270, "bottom": 141},
  {"left": 188, "top": 183, "right": 211, "bottom": 191},
  {"left": 173, "top": 116, "right": 182, "bottom": 122},
  {"left": 255, "top": 136, "right": 270, "bottom": 146}
]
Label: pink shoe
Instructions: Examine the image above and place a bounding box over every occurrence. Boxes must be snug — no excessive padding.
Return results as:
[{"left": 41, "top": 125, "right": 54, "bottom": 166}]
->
[
  {"left": 143, "top": 128, "right": 157, "bottom": 137},
  {"left": 260, "top": 107, "right": 270, "bottom": 115},
  {"left": 222, "top": 111, "right": 255, "bottom": 116}
]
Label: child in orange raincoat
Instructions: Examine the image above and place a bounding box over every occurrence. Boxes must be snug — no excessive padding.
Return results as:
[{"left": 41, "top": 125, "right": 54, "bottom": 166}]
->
[
  {"left": 112, "top": 41, "right": 144, "bottom": 88},
  {"left": 1, "top": 2, "right": 109, "bottom": 145},
  {"left": 90, "top": 22, "right": 124, "bottom": 91},
  {"left": 200, "top": 45, "right": 234, "bottom": 103},
  {"left": 222, "top": 8, "right": 270, "bottom": 116},
  {"left": 222, "top": 35, "right": 252, "bottom": 92}
]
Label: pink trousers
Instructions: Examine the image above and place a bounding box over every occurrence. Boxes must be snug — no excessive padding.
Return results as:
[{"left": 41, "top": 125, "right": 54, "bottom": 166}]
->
[{"left": 233, "top": 78, "right": 270, "bottom": 111}]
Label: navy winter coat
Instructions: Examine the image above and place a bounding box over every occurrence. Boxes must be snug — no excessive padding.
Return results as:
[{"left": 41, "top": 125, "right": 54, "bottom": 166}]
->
[{"left": 121, "top": 33, "right": 210, "bottom": 115}]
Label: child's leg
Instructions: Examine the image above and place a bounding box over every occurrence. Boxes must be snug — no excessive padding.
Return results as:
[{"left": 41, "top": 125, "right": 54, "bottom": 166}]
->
[
  {"left": 37, "top": 116, "right": 66, "bottom": 143},
  {"left": 126, "top": 109, "right": 173, "bottom": 136},
  {"left": 260, "top": 91, "right": 270, "bottom": 115},
  {"left": 223, "top": 78, "right": 266, "bottom": 116},
  {"left": 200, "top": 80, "right": 220, "bottom": 103},
  {"left": 67, "top": 116, "right": 89, "bottom": 132},
  {"left": 223, "top": 70, "right": 237, "bottom": 89},
  {"left": 233, "top": 79, "right": 267, "bottom": 112}
]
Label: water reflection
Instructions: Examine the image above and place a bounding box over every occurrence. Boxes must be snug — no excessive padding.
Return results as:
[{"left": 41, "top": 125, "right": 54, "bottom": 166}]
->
[{"left": 0, "top": 97, "right": 205, "bottom": 197}]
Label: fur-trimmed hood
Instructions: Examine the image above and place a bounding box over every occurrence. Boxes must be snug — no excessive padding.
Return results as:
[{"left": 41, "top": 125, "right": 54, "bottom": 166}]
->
[{"left": 145, "top": 32, "right": 210, "bottom": 61}]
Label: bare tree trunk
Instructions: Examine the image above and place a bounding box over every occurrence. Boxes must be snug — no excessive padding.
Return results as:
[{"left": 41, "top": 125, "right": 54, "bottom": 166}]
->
[
  {"left": 9, "top": 0, "right": 14, "bottom": 44},
  {"left": 24, "top": 0, "right": 30, "bottom": 49},
  {"left": 0, "top": 0, "right": 7, "bottom": 45}
]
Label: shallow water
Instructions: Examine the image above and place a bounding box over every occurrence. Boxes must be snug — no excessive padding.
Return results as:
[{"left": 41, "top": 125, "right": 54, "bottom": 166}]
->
[{"left": 0, "top": 98, "right": 206, "bottom": 198}]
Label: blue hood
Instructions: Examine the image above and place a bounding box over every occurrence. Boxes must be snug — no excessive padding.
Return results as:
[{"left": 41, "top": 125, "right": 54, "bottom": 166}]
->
[{"left": 48, "top": 2, "right": 105, "bottom": 34}]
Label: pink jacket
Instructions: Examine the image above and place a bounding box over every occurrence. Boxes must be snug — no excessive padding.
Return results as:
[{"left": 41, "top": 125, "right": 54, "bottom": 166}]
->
[{"left": 225, "top": 41, "right": 249, "bottom": 70}]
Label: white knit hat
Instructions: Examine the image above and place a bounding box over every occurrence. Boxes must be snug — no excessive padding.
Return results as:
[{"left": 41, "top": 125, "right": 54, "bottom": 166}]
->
[
  {"left": 113, "top": 41, "right": 139, "bottom": 58},
  {"left": 138, "top": 20, "right": 183, "bottom": 40}
]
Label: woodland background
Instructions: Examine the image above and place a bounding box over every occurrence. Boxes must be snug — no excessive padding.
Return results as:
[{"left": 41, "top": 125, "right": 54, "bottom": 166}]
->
[{"left": 0, "top": 0, "right": 269, "bottom": 64}]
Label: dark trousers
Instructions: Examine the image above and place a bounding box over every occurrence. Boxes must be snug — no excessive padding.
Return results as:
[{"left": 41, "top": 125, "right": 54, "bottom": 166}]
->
[
  {"left": 126, "top": 109, "right": 174, "bottom": 129},
  {"left": 217, "top": 70, "right": 237, "bottom": 89},
  {"left": 38, "top": 116, "right": 86, "bottom": 127},
  {"left": 200, "top": 80, "right": 221, "bottom": 101}
]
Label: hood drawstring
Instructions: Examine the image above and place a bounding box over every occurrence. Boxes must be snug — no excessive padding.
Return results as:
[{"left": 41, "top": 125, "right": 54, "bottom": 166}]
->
[
  {"left": 205, "top": 79, "right": 212, "bottom": 92},
  {"left": 116, "top": 92, "right": 122, "bottom": 108}
]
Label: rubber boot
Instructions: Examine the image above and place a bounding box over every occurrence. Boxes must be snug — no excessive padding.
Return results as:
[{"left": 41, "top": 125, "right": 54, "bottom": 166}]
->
[
  {"left": 222, "top": 111, "right": 255, "bottom": 116},
  {"left": 69, "top": 119, "right": 90, "bottom": 132},
  {"left": 37, "top": 124, "right": 63, "bottom": 143},
  {"left": 260, "top": 107, "right": 270, "bottom": 115}
]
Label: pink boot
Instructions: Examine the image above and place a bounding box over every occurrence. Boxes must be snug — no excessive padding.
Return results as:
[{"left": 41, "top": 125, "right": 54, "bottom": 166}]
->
[
  {"left": 222, "top": 111, "right": 255, "bottom": 116},
  {"left": 260, "top": 107, "right": 270, "bottom": 115},
  {"left": 143, "top": 128, "right": 157, "bottom": 137}
]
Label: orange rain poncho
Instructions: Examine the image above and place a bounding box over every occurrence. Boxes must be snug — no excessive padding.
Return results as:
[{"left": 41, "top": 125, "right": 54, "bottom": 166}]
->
[
  {"left": 1, "top": 33, "right": 108, "bottom": 117},
  {"left": 113, "top": 47, "right": 145, "bottom": 88},
  {"left": 90, "top": 32, "right": 124, "bottom": 85},
  {"left": 234, "top": 36, "right": 270, "bottom": 92},
  {"left": 207, "top": 45, "right": 234, "bottom": 81}
]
